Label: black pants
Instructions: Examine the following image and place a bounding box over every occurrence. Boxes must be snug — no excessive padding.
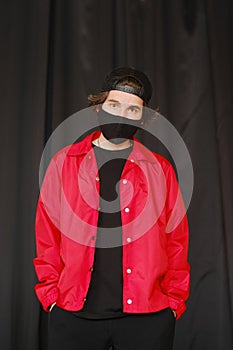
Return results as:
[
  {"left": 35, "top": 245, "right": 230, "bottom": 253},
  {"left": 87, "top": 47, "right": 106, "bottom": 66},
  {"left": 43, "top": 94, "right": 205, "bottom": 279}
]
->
[{"left": 47, "top": 307, "right": 175, "bottom": 350}]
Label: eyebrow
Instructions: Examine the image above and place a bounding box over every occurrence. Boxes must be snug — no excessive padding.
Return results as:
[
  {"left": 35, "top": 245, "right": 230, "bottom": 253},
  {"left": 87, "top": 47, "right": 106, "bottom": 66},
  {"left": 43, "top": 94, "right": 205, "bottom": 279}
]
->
[
  {"left": 106, "top": 99, "right": 120, "bottom": 104},
  {"left": 127, "top": 105, "right": 141, "bottom": 110},
  {"left": 107, "top": 99, "right": 142, "bottom": 109}
]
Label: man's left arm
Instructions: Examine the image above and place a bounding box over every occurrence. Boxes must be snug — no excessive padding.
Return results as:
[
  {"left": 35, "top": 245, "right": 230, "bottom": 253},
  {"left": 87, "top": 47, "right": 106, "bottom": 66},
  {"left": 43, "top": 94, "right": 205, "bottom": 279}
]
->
[{"left": 161, "top": 162, "right": 190, "bottom": 320}]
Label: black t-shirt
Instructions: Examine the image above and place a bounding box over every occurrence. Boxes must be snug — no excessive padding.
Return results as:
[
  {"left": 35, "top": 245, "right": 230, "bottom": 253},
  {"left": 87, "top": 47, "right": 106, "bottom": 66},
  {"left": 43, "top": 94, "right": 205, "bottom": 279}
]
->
[{"left": 73, "top": 143, "right": 132, "bottom": 319}]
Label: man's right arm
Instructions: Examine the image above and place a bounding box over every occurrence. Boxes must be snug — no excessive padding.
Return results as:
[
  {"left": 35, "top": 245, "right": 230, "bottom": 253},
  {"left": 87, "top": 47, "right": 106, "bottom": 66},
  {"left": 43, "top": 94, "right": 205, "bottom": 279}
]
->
[{"left": 33, "top": 157, "right": 64, "bottom": 312}]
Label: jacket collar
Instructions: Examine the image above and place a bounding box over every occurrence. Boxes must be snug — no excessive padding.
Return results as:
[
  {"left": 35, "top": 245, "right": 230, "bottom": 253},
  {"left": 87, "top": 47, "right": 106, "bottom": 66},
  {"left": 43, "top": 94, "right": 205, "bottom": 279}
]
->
[
  {"left": 66, "top": 131, "right": 157, "bottom": 164},
  {"left": 67, "top": 131, "right": 100, "bottom": 156}
]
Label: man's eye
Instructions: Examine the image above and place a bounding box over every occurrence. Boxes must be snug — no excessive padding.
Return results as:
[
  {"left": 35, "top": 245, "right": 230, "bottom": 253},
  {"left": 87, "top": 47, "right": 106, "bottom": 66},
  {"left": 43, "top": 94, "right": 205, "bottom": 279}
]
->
[
  {"left": 129, "top": 108, "right": 139, "bottom": 113},
  {"left": 109, "top": 103, "right": 118, "bottom": 108}
]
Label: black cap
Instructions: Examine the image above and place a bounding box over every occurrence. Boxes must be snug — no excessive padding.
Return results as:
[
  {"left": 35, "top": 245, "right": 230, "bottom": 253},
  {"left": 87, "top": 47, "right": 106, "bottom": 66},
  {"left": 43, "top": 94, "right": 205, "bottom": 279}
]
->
[{"left": 102, "top": 67, "right": 152, "bottom": 104}]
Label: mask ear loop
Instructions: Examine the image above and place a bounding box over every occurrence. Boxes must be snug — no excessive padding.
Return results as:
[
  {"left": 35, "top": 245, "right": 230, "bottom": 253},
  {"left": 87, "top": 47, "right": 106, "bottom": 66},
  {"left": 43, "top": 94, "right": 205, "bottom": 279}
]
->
[{"left": 139, "top": 106, "right": 146, "bottom": 126}]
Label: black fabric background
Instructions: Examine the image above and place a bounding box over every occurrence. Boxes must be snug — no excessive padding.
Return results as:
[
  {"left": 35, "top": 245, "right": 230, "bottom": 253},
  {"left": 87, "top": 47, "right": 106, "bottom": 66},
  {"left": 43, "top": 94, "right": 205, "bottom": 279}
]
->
[{"left": 0, "top": 1, "right": 232, "bottom": 349}]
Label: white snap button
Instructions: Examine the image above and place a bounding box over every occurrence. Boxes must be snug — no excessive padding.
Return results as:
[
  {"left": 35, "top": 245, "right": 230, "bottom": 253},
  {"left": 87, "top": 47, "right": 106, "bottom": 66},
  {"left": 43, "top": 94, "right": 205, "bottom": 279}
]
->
[
  {"left": 130, "top": 159, "right": 135, "bottom": 163},
  {"left": 124, "top": 207, "right": 130, "bottom": 213},
  {"left": 122, "top": 179, "right": 128, "bottom": 184},
  {"left": 126, "top": 237, "right": 132, "bottom": 243},
  {"left": 127, "top": 299, "right": 133, "bottom": 304},
  {"left": 96, "top": 177, "right": 100, "bottom": 181},
  {"left": 126, "top": 268, "right": 132, "bottom": 274}
]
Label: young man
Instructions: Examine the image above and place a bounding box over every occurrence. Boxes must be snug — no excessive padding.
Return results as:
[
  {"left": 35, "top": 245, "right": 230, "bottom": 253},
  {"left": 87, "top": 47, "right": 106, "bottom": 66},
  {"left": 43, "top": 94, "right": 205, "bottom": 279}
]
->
[{"left": 34, "top": 67, "right": 190, "bottom": 350}]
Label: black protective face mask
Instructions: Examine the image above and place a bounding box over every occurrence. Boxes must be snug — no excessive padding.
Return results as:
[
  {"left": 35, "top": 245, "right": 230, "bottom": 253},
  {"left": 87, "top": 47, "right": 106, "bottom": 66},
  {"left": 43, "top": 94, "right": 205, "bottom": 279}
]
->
[{"left": 98, "top": 108, "right": 141, "bottom": 144}]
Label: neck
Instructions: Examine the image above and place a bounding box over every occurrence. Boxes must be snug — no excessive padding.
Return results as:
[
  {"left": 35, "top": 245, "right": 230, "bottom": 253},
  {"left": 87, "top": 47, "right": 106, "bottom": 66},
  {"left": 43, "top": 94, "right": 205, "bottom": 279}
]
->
[{"left": 93, "top": 134, "right": 132, "bottom": 150}]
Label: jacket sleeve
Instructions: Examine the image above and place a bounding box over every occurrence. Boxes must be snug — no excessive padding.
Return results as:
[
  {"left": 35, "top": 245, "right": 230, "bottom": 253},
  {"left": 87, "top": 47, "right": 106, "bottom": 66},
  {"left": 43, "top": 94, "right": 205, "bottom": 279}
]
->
[
  {"left": 161, "top": 161, "right": 190, "bottom": 319},
  {"left": 33, "top": 157, "right": 64, "bottom": 312}
]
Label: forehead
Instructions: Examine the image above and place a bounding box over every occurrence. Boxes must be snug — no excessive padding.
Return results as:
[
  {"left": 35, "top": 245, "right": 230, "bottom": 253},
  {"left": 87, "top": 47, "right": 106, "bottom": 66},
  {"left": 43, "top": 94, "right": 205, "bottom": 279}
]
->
[{"left": 105, "top": 90, "right": 143, "bottom": 106}]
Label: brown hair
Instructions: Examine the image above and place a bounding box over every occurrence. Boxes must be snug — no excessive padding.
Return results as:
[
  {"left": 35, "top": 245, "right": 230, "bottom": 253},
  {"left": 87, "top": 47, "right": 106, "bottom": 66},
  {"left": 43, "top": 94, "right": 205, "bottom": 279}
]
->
[{"left": 88, "top": 91, "right": 109, "bottom": 106}]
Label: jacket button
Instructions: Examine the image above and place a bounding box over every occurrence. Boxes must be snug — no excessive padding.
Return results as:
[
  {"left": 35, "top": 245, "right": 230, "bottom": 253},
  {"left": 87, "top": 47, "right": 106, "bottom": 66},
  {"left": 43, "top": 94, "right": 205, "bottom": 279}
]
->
[
  {"left": 124, "top": 207, "right": 130, "bottom": 213},
  {"left": 130, "top": 159, "right": 135, "bottom": 163},
  {"left": 127, "top": 299, "right": 133, "bottom": 304},
  {"left": 82, "top": 298, "right": 87, "bottom": 302},
  {"left": 126, "top": 237, "right": 132, "bottom": 243},
  {"left": 96, "top": 176, "right": 100, "bottom": 181},
  {"left": 126, "top": 268, "right": 132, "bottom": 274},
  {"left": 122, "top": 179, "right": 128, "bottom": 184},
  {"left": 89, "top": 267, "right": 94, "bottom": 272}
]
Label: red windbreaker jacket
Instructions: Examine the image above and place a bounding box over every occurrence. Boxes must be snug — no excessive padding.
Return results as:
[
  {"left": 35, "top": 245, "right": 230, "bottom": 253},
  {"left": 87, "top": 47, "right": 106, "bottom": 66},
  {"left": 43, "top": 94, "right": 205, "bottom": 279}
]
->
[{"left": 33, "top": 132, "right": 190, "bottom": 319}]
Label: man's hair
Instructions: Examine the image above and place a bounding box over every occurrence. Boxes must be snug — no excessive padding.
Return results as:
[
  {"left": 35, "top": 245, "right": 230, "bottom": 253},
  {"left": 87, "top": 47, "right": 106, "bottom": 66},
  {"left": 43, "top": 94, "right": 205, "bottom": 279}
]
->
[{"left": 88, "top": 91, "right": 109, "bottom": 106}]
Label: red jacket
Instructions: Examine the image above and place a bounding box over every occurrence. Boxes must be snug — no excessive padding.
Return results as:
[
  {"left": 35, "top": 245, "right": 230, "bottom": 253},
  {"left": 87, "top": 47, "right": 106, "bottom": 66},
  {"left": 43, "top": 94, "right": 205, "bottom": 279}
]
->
[{"left": 33, "top": 132, "right": 190, "bottom": 319}]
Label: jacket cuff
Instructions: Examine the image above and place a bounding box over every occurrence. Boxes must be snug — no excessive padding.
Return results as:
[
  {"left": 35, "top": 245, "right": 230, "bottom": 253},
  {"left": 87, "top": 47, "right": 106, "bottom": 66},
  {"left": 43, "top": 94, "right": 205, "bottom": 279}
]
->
[
  {"left": 35, "top": 288, "right": 58, "bottom": 312},
  {"left": 168, "top": 298, "right": 187, "bottom": 320}
]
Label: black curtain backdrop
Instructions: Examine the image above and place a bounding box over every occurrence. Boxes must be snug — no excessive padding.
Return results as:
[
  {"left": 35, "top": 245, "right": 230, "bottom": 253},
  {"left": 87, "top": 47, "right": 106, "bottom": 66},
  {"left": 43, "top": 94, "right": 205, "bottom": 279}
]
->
[{"left": 1, "top": 1, "right": 232, "bottom": 349}]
